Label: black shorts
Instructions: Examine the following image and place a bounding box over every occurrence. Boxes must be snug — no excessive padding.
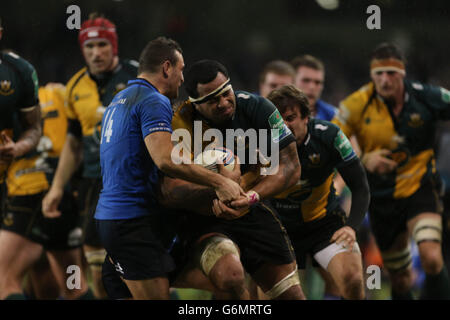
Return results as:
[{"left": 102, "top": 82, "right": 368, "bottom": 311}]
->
[
  {"left": 96, "top": 214, "right": 177, "bottom": 282},
  {"left": 284, "top": 211, "right": 346, "bottom": 269},
  {"left": 178, "top": 201, "right": 296, "bottom": 275},
  {"left": 369, "top": 178, "right": 443, "bottom": 251},
  {"left": 1, "top": 191, "right": 83, "bottom": 250},
  {"left": 78, "top": 177, "right": 102, "bottom": 247}
]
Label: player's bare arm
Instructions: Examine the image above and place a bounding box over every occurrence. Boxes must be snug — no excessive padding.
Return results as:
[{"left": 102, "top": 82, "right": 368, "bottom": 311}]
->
[
  {"left": 0, "top": 105, "right": 41, "bottom": 161},
  {"left": 42, "top": 133, "right": 82, "bottom": 218},
  {"left": 145, "top": 131, "right": 243, "bottom": 202},
  {"left": 230, "top": 141, "right": 301, "bottom": 209}
]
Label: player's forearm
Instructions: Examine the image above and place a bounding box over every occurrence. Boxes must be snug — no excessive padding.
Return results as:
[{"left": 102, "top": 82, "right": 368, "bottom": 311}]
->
[
  {"left": 339, "top": 160, "right": 370, "bottom": 231},
  {"left": 252, "top": 143, "right": 301, "bottom": 199},
  {"left": 51, "top": 134, "right": 82, "bottom": 190},
  {"left": 15, "top": 105, "right": 42, "bottom": 157},
  {"left": 159, "top": 177, "right": 215, "bottom": 215},
  {"left": 160, "top": 159, "right": 228, "bottom": 191}
]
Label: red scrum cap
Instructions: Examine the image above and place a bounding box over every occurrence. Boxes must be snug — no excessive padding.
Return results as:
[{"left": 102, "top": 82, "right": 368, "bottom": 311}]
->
[{"left": 78, "top": 16, "right": 118, "bottom": 55}]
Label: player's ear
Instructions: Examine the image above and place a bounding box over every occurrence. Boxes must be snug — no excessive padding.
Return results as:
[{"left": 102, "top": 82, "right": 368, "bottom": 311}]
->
[{"left": 162, "top": 60, "right": 171, "bottom": 79}]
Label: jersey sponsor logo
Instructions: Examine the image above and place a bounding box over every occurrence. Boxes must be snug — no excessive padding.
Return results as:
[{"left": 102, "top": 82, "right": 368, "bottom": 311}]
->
[
  {"left": 334, "top": 130, "right": 355, "bottom": 161},
  {"left": 407, "top": 113, "right": 424, "bottom": 128},
  {"left": 268, "top": 109, "right": 292, "bottom": 143},
  {"left": 0, "top": 80, "right": 14, "bottom": 96},
  {"left": 441, "top": 88, "right": 450, "bottom": 104}
]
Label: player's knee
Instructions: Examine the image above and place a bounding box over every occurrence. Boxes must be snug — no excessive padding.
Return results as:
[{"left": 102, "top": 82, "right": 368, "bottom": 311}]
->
[
  {"left": 389, "top": 268, "right": 413, "bottom": 292},
  {"left": 341, "top": 270, "right": 364, "bottom": 299},
  {"left": 210, "top": 253, "right": 245, "bottom": 293},
  {"left": 418, "top": 244, "right": 443, "bottom": 274}
]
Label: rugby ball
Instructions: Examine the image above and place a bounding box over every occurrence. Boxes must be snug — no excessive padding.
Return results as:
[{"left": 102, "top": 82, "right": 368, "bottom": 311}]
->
[{"left": 194, "top": 147, "right": 235, "bottom": 172}]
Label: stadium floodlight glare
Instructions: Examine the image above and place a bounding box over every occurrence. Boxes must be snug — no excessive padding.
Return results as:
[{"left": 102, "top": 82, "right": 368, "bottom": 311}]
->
[{"left": 315, "top": 0, "right": 339, "bottom": 10}]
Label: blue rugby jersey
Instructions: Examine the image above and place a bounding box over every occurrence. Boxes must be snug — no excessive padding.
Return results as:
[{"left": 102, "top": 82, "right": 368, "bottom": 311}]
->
[
  {"left": 95, "top": 78, "right": 173, "bottom": 220},
  {"left": 315, "top": 99, "right": 337, "bottom": 121}
]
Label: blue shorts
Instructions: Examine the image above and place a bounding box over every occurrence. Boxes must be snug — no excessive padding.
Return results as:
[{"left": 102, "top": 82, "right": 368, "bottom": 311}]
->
[{"left": 96, "top": 214, "right": 177, "bottom": 281}]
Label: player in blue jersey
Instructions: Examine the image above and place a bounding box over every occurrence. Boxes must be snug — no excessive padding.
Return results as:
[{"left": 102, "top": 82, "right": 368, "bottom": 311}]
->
[
  {"left": 291, "top": 55, "right": 336, "bottom": 121},
  {"left": 94, "top": 37, "right": 243, "bottom": 300}
]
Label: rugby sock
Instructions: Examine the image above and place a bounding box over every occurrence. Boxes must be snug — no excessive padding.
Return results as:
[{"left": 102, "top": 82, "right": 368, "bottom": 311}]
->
[
  {"left": 391, "top": 289, "right": 414, "bottom": 300},
  {"left": 420, "top": 265, "right": 450, "bottom": 300},
  {"left": 4, "top": 293, "right": 26, "bottom": 300}
]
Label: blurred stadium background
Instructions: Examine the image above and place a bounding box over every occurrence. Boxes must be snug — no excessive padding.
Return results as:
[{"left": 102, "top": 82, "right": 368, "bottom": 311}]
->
[
  {"left": 1, "top": 0, "right": 449, "bottom": 105},
  {"left": 1, "top": 0, "right": 449, "bottom": 300}
]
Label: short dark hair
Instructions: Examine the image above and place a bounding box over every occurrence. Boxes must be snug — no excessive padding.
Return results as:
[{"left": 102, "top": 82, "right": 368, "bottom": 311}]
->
[
  {"left": 371, "top": 42, "right": 405, "bottom": 62},
  {"left": 259, "top": 60, "right": 295, "bottom": 84},
  {"left": 291, "top": 54, "right": 324, "bottom": 72},
  {"left": 184, "top": 60, "right": 229, "bottom": 98},
  {"left": 267, "top": 84, "right": 310, "bottom": 119},
  {"left": 138, "top": 37, "right": 183, "bottom": 74}
]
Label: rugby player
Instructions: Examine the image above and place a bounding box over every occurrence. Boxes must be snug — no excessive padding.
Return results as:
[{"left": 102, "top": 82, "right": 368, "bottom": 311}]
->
[
  {"left": 267, "top": 84, "right": 370, "bottom": 299},
  {"left": 0, "top": 19, "right": 91, "bottom": 299},
  {"left": 95, "top": 39, "right": 243, "bottom": 300},
  {"left": 259, "top": 60, "right": 295, "bottom": 98},
  {"left": 0, "top": 18, "right": 41, "bottom": 299},
  {"left": 333, "top": 43, "right": 450, "bottom": 299},
  {"left": 42, "top": 13, "right": 138, "bottom": 298},
  {"left": 291, "top": 55, "right": 336, "bottom": 121},
  {"left": 1, "top": 83, "right": 92, "bottom": 300},
  {"left": 291, "top": 54, "right": 345, "bottom": 299},
  {"left": 158, "top": 60, "right": 305, "bottom": 300}
]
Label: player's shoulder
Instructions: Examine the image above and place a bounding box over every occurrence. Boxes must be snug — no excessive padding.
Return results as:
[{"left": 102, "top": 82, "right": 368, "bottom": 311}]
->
[
  {"left": 309, "top": 118, "right": 340, "bottom": 142},
  {"left": 39, "top": 83, "right": 66, "bottom": 101},
  {"left": 316, "top": 99, "right": 337, "bottom": 117},
  {"left": 172, "top": 100, "right": 194, "bottom": 130},
  {"left": 235, "top": 90, "right": 266, "bottom": 106},
  {"left": 66, "top": 67, "right": 88, "bottom": 92},
  {"left": 120, "top": 59, "right": 139, "bottom": 77},
  {"left": 1, "top": 51, "right": 36, "bottom": 76},
  {"left": 235, "top": 90, "right": 275, "bottom": 115},
  {"left": 405, "top": 78, "right": 437, "bottom": 98},
  {"left": 340, "top": 82, "right": 375, "bottom": 111}
]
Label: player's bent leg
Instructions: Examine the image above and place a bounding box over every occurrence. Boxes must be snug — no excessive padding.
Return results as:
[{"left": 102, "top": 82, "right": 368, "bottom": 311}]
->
[
  {"left": 196, "top": 234, "right": 248, "bottom": 299},
  {"left": 46, "top": 248, "right": 91, "bottom": 299},
  {"left": 380, "top": 231, "right": 414, "bottom": 299},
  {"left": 84, "top": 244, "right": 107, "bottom": 299},
  {"left": 209, "top": 253, "right": 248, "bottom": 299},
  {"left": 408, "top": 213, "right": 450, "bottom": 299},
  {"left": 123, "top": 277, "right": 170, "bottom": 300},
  {"left": 252, "top": 261, "right": 305, "bottom": 300},
  {"left": 0, "top": 230, "right": 43, "bottom": 299},
  {"left": 316, "top": 267, "right": 341, "bottom": 299},
  {"left": 322, "top": 245, "right": 365, "bottom": 300}
]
